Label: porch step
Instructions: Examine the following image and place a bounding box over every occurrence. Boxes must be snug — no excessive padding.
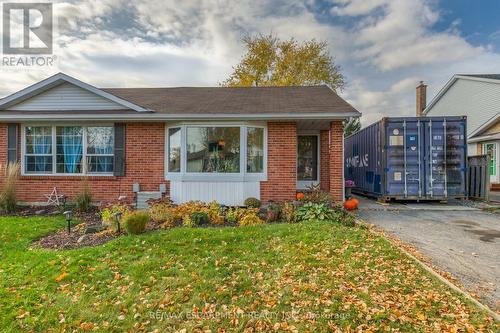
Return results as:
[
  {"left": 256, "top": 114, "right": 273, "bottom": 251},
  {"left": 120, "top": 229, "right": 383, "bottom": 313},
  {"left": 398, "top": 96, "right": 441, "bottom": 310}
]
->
[
  {"left": 491, "top": 184, "right": 500, "bottom": 192},
  {"left": 136, "top": 191, "right": 162, "bottom": 209}
]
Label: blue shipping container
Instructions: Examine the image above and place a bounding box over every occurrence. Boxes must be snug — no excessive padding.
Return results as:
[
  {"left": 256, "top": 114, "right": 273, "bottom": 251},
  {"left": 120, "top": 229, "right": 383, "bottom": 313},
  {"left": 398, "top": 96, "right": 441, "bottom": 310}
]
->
[{"left": 345, "top": 116, "right": 467, "bottom": 200}]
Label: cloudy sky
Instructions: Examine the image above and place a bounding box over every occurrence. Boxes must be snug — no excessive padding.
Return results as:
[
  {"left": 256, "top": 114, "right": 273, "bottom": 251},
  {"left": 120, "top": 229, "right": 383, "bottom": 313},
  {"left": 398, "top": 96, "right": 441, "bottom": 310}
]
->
[{"left": 1, "top": 0, "right": 500, "bottom": 125}]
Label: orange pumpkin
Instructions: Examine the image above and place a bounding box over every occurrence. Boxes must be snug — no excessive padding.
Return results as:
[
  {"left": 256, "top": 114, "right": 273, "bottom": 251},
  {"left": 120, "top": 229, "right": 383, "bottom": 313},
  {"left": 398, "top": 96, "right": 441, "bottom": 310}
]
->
[
  {"left": 296, "top": 192, "right": 305, "bottom": 200},
  {"left": 343, "top": 198, "right": 358, "bottom": 211}
]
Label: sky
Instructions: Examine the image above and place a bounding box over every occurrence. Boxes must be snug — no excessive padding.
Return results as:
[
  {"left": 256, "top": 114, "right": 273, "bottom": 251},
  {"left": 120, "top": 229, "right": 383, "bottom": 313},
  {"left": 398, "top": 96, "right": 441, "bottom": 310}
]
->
[{"left": 1, "top": 0, "right": 500, "bottom": 126}]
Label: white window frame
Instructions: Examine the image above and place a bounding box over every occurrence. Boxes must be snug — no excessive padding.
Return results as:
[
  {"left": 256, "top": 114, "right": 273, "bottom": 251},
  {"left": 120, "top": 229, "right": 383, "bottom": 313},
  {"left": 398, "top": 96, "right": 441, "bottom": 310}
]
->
[
  {"left": 23, "top": 126, "right": 53, "bottom": 174},
  {"left": 21, "top": 124, "right": 115, "bottom": 176},
  {"left": 165, "top": 122, "right": 267, "bottom": 182}
]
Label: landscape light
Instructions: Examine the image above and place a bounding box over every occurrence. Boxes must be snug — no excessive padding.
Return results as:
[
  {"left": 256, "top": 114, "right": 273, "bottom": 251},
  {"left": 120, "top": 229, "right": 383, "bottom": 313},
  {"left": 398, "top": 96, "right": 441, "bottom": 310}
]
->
[{"left": 63, "top": 210, "right": 73, "bottom": 234}]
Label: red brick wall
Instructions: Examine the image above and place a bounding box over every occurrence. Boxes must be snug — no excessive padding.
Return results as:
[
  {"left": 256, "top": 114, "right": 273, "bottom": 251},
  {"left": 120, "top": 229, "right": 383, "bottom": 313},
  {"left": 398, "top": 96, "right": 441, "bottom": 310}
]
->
[
  {"left": 0, "top": 123, "right": 166, "bottom": 203},
  {"left": 1, "top": 120, "right": 343, "bottom": 204},
  {"left": 329, "top": 121, "right": 344, "bottom": 202},
  {"left": 320, "top": 130, "right": 330, "bottom": 191},
  {"left": 260, "top": 122, "right": 297, "bottom": 202}
]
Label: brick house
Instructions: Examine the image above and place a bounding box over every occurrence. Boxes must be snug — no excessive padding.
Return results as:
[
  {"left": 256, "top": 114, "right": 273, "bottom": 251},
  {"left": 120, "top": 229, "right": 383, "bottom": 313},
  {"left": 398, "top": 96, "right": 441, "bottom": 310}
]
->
[{"left": 0, "top": 73, "right": 360, "bottom": 206}]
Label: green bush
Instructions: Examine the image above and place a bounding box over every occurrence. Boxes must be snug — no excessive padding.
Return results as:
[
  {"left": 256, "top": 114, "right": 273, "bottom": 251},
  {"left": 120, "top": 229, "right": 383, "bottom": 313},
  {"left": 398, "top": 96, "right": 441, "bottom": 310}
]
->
[
  {"left": 74, "top": 181, "right": 93, "bottom": 212},
  {"left": 244, "top": 197, "right": 261, "bottom": 208},
  {"left": 0, "top": 162, "right": 20, "bottom": 213},
  {"left": 296, "top": 203, "right": 334, "bottom": 222},
  {"left": 190, "top": 211, "right": 209, "bottom": 226},
  {"left": 123, "top": 211, "right": 149, "bottom": 235}
]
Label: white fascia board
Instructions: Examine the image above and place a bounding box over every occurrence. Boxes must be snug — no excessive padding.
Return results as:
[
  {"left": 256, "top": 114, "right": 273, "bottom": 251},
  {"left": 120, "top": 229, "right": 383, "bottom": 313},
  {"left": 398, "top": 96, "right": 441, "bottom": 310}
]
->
[
  {"left": 0, "top": 111, "right": 360, "bottom": 121},
  {"left": 424, "top": 74, "right": 500, "bottom": 115},
  {"left": 468, "top": 112, "right": 500, "bottom": 138},
  {"left": 468, "top": 133, "right": 500, "bottom": 143},
  {"left": 423, "top": 75, "right": 458, "bottom": 115},
  {"left": 0, "top": 72, "right": 150, "bottom": 112}
]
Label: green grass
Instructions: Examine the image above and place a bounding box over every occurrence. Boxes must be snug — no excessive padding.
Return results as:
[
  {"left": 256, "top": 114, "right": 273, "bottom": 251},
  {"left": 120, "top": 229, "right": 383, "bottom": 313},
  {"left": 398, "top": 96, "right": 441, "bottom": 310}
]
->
[{"left": 0, "top": 216, "right": 497, "bottom": 332}]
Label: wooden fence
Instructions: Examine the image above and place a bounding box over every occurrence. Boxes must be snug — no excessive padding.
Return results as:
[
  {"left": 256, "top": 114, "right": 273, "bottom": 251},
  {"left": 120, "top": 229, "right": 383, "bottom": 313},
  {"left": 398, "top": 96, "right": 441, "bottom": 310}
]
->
[{"left": 467, "top": 155, "right": 490, "bottom": 200}]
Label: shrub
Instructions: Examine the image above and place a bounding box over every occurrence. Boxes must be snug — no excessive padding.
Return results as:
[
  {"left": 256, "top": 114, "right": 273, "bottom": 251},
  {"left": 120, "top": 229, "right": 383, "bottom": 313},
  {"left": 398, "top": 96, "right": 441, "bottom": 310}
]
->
[
  {"left": 149, "top": 202, "right": 176, "bottom": 226},
  {"left": 303, "top": 184, "right": 331, "bottom": 204},
  {"left": 225, "top": 207, "right": 259, "bottom": 224},
  {"left": 296, "top": 202, "right": 334, "bottom": 222},
  {"left": 244, "top": 197, "right": 261, "bottom": 208},
  {"left": 0, "top": 162, "right": 20, "bottom": 213},
  {"left": 331, "top": 204, "right": 356, "bottom": 227},
  {"left": 74, "top": 180, "right": 93, "bottom": 212},
  {"left": 239, "top": 213, "right": 265, "bottom": 226},
  {"left": 207, "top": 201, "right": 224, "bottom": 225},
  {"left": 265, "top": 203, "right": 281, "bottom": 222},
  {"left": 182, "top": 214, "right": 194, "bottom": 227},
  {"left": 281, "top": 202, "right": 297, "bottom": 223},
  {"left": 190, "top": 211, "right": 209, "bottom": 226},
  {"left": 123, "top": 211, "right": 149, "bottom": 235},
  {"left": 100, "top": 203, "right": 133, "bottom": 229},
  {"left": 225, "top": 208, "right": 239, "bottom": 224}
]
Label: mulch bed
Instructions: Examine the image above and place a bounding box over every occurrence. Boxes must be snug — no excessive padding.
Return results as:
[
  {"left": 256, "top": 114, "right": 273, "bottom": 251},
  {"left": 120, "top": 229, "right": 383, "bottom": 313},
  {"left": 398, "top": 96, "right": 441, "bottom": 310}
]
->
[{"left": 31, "top": 208, "right": 167, "bottom": 250}]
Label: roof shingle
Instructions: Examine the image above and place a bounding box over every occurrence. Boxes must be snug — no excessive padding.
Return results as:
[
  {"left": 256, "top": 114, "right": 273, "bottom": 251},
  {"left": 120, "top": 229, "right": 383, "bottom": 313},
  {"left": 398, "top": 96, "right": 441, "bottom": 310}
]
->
[{"left": 102, "top": 85, "right": 359, "bottom": 115}]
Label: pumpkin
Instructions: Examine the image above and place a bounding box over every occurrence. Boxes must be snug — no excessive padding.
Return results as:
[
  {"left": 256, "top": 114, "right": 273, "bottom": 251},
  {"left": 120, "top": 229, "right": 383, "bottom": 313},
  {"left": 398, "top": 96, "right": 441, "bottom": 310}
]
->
[
  {"left": 296, "top": 192, "right": 305, "bottom": 200},
  {"left": 343, "top": 198, "right": 358, "bottom": 211}
]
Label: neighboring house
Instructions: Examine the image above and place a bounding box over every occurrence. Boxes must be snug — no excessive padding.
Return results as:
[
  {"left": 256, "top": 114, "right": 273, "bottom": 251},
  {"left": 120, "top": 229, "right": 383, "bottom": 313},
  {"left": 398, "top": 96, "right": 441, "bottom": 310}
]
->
[
  {"left": 421, "top": 74, "right": 500, "bottom": 187},
  {"left": 0, "top": 73, "right": 359, "bottom": 207}
]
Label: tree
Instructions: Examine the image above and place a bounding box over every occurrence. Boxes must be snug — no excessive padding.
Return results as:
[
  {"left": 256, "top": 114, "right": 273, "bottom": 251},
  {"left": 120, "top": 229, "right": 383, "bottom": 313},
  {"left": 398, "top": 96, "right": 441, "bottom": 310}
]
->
[
  {"left": 221, "top": 34, "right": 345, "bottom": 91},
  {"left": 344, "top": 117, "right": 361, "bottom": 138}
]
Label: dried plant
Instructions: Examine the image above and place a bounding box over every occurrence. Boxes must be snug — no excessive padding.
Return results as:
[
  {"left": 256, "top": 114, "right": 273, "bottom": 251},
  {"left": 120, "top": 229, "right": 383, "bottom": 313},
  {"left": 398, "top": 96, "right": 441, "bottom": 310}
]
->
[{"left": 0, "top": 162, "right": 20, "bottom": 213}]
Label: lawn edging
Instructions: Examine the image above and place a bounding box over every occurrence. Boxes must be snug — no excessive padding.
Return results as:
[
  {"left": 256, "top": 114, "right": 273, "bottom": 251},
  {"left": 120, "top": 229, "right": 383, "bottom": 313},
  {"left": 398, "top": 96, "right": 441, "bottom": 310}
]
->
[{"left": 355, "top": 218, "right": 500, "bottom": 322}]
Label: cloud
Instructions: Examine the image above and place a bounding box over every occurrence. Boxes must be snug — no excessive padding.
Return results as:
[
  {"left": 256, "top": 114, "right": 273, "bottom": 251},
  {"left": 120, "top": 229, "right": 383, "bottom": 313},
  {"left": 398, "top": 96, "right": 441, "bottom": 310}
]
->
[{"left": 1, "top": 0, "right": 500, "bottom": 129}]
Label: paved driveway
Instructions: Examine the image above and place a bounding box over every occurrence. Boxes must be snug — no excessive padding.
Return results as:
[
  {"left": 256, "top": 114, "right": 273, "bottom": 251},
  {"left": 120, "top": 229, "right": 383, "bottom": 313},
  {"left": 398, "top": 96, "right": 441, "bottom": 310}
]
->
[{"left": 356, "top": 198, "right": 500, "bottom": 311}]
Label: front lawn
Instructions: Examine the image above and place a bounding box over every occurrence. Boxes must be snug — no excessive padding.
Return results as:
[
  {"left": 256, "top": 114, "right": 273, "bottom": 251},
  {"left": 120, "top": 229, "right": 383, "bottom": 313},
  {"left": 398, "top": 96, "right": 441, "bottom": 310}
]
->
[{"left": 0, "top": 216, "right": 497, "bottom": 332}]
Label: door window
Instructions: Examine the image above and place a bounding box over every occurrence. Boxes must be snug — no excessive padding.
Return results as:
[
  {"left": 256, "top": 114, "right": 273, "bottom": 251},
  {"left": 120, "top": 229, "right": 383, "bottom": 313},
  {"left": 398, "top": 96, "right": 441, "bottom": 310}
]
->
[
  {"left": 485, "top": 143, "right": 496, "bottom": 176},
  {"left": 297, "top": 135, "right": 318, "bottom": 181}
]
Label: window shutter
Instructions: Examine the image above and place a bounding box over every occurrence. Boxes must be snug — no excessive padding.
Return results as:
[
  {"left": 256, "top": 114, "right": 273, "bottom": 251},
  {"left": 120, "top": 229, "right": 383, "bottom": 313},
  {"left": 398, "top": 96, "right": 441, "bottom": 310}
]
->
[
  {"left": 114, "top": 123, "right": 126, "bottom": 176},
  {"left": 7, "top": 124, "right": 18, "bottom": 164}
]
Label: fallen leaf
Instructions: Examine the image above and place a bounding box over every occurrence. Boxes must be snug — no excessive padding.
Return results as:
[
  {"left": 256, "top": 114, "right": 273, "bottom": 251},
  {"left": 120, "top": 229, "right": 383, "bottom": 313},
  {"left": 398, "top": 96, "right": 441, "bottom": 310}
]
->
[{"left": 55, "top": 272, "right": 68, "bottom": 282}]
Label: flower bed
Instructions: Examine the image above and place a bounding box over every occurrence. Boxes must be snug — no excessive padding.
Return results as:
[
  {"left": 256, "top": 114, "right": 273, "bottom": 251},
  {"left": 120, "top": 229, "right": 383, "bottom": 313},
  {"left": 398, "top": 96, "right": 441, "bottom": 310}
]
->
[{"left": 33, "top": 186, "right": 355, "bottom": 250}]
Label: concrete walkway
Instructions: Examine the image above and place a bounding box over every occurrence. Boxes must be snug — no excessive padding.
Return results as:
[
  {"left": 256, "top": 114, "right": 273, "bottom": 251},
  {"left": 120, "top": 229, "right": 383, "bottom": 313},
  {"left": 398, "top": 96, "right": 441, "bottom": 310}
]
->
[{"left": 356, "top": 196, "right": 500, "bottom": 311}]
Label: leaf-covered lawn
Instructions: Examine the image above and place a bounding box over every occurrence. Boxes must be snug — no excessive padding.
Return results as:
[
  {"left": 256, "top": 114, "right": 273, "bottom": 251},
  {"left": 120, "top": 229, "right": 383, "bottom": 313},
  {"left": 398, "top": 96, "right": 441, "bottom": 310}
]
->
[{"left": 0, "top": 216, "right": 497, "bottom": 332}]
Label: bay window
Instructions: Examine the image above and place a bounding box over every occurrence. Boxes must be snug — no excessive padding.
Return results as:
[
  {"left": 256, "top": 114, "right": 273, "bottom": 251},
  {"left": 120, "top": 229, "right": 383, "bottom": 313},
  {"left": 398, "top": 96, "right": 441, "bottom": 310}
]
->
[
  {"left": 23, "top": 125, "right": 114, "bottom": 175},
  {"left": 246, "top": 127, "right": 264, "bottom": 173},
  {"left": 167, "top": 127, "right": 181, "bottom": 172},
  {"left": 186, "top": 127, "right": 240, "bottom": 173},
  {"left": 166, "top": 124, "right": 266, "bottom": 179}
]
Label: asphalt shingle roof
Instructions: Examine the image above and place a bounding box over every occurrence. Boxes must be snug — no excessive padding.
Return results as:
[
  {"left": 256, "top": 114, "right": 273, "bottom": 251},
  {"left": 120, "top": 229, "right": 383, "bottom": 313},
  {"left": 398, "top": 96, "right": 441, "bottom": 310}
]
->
[{"left": 101, "top": 85, "right": 360, "bottom": 115}]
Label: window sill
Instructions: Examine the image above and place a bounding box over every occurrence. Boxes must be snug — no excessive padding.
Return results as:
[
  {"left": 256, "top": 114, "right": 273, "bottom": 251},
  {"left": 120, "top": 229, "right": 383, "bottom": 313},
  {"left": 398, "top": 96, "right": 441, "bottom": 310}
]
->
[
  {"left": 165, "top": 173, "right": 267, "bottom": 182},
  {"left": 21, "top": 174, "right": 118, "bottom": 181}
]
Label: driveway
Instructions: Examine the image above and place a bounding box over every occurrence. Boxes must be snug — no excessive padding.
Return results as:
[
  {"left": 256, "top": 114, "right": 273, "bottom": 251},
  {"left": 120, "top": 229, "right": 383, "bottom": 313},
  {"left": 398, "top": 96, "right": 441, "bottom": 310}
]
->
[{"left": 356, "top": 197, "right": 500, "bottom": 311}]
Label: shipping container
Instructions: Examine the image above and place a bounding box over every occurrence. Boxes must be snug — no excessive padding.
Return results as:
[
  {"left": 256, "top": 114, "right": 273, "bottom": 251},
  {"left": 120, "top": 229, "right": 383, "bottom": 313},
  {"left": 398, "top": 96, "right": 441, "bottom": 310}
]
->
[{"left": 345, "top": 116, "right": 467, "bottom": 201}]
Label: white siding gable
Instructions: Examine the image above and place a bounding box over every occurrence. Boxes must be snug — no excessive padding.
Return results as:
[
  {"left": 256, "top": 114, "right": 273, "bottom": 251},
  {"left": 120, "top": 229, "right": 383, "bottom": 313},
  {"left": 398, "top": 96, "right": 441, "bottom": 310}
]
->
[
  {"left": 8, "top": 82, "right": 126, "bottom": 111},
  {"left": 426, "top": 79, "right": 500, "bottom": 137}
]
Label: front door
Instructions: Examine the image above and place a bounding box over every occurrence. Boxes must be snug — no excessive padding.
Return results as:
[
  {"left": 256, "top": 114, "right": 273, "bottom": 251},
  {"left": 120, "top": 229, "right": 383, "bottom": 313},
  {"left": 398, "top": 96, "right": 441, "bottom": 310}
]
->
[
  {"left": 484, "top": 143, "right": 499, "bottom": 183},
  {"left": 297, "top": 135, "right": 319, "bottom": 189}
]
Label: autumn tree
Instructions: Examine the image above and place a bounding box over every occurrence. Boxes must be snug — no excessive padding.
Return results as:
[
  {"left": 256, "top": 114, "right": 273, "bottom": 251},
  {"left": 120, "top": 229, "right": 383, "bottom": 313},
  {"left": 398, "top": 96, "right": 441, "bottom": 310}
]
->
[{"left": 221, "top": 34, "right": 345, "bottom": 91}]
